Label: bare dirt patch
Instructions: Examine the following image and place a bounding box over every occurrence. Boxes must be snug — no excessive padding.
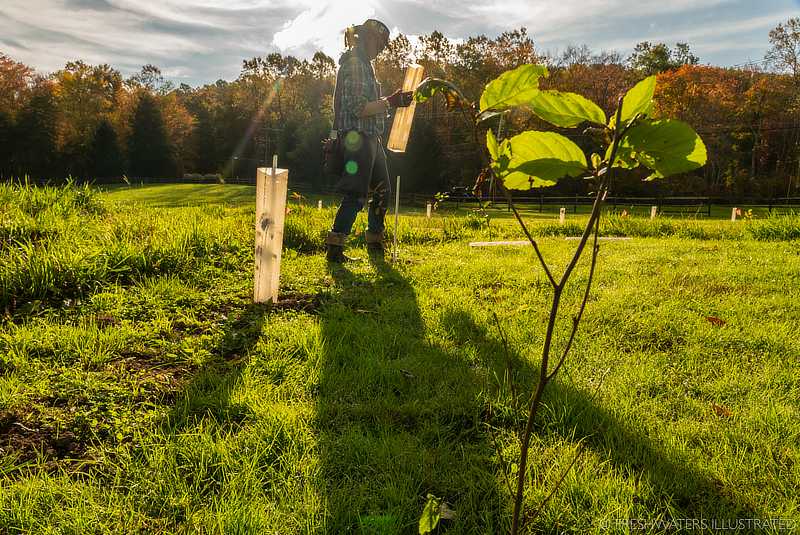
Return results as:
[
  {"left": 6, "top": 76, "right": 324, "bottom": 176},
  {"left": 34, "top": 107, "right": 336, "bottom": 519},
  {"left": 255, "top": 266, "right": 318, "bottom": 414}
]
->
[
  {"left": 0, "top": 409, "right": 86, "bottom": 470},
  {"left": 273, "top": 291, "right": 323, "bottom": 313}
]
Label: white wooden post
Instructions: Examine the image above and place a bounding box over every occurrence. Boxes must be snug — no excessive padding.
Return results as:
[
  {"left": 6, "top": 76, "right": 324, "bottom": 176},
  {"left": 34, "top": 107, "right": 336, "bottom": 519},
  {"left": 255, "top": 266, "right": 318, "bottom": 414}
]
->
[
  {"left": 254, "top": 155, "right": 288, "bottom": 304},
  {"left": 559, "top": 207, "right": 566, "bottom": 225},
  {"left": 731, "top": 207, "right": 738, "bottom": 222},
  {"left": 650, "top": 205, "right": 658, "bottom": 219},
  {"left": 393, "top": 175, "right": 400, "bottom": 263},
  {"left": 317, "top": 200, "right": 323, "bottom": 210},
  {"left": 426, "top": 202, "right": 432, "bottom": 218}
]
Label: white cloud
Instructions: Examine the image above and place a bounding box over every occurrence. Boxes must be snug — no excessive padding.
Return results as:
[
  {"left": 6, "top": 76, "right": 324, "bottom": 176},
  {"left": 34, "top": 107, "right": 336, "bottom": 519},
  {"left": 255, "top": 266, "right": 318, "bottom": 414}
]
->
[
  {"left": 1, "top": 1, "right": 209, "bottom": 60},
  {"left": 475, "top": 0, "right": 735, "bottom": 43},
  {"left": 0, "top": 0, "right": 794, "bottom": 84},
  {"left": 272, "top": 0, "right": 377, "bottom": 58}
]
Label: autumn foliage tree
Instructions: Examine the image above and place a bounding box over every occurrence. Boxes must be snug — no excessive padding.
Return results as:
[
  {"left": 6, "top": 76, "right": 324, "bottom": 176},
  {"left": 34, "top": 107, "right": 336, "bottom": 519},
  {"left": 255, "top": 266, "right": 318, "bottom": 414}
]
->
[{"left": 0, "top": 18, "right": 797, "bottom": 196}]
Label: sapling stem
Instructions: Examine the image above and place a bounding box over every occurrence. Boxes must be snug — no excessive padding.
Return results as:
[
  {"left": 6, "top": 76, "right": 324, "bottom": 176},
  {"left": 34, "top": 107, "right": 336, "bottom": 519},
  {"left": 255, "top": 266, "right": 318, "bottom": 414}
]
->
[{"left": 510, "top": 96, "right": 625, "bottom": 535}]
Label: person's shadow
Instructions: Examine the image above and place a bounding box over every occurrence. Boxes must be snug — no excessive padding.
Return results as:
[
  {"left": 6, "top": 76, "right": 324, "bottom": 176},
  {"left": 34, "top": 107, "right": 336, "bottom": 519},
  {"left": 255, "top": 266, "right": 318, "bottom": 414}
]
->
[
  {"left": 436, "top": 308, "right": 761, "bottom": 532},
  {"left": 315, "top": 256, "right": 509, "bottom": 533},
  {"left": 153, "top": 258, "right": 510, "bottom": 532}
]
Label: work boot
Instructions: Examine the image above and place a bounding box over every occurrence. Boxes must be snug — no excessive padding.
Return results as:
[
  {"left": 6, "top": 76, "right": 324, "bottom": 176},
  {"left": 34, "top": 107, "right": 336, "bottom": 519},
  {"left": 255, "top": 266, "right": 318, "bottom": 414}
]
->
[
  {"left": 365, "top": 230, "right": 385, "bottom": 257},
  {"left": 326, "top": 244, "right": 349, "bottom": 263},
  {"left": 325, "top": 231, "right": 358, "bottom": 263}
]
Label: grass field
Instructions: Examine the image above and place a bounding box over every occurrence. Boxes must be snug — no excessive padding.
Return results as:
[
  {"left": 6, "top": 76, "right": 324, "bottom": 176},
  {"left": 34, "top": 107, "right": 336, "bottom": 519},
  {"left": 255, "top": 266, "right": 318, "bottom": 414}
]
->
[
  {"left": 103, "top": 182, "right": 797, "bottom": 215},
  {"left": 1, "top": 182, "right": 799, "bottom": 533}
]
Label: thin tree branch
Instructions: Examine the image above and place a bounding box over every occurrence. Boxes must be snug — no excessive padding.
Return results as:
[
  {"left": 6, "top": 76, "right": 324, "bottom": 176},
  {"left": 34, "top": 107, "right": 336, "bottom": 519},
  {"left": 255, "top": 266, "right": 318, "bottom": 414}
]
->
[
  {"left": 499, "top": 182, "right": 557, "bottom": 287},
  {"left": 547, "top": 212, "right": 602, "bottom": 382},
  {"left": 492, "top": 311, "right": 519, "bottom": 411},
  {"left": 556, "top": 186, "right": 604, "bottom": 289}
]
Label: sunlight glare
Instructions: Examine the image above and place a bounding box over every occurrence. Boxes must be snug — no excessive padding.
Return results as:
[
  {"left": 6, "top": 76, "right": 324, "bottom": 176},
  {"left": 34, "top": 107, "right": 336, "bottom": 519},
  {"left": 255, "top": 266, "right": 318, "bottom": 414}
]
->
[{"left": 272, "top": 0, "right": 377, "bottom": 58}]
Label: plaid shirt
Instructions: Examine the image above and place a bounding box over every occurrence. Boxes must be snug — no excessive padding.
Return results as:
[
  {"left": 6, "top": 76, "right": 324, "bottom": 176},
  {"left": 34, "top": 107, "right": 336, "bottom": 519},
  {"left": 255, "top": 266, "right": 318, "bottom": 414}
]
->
[{"left": 334, "top": 46, "right": 386, "bottom": 137}]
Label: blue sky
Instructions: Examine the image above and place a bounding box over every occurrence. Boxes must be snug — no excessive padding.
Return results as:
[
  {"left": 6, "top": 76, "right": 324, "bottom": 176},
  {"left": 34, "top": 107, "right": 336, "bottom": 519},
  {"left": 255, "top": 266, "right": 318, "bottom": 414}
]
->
[{"left": 0, "top": 0, "right": 797, "bottom": 86}]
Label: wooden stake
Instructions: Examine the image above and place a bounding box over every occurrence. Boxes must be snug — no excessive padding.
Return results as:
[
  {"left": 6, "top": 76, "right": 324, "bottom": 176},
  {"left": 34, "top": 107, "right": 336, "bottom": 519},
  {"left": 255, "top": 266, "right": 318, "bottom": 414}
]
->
[
  {"left": 426, "top": 202, "right": 432, "bottom": 218},
  {"left": 731, "top": 207, "right": 738, "bottom": 221},
  {"left": 387, "top": 65, "right": 425, "bottom": 153},
  {"left": 253, "top": 157, "right": 288, "bottom": 304},
  {"left": 559, "top": 207, "right": 566, "bottom": 225},
  {"left": 650, "top": 206, "right": 658, "bottom": 219},
  {"left": 393, "top": 175, "right": 400, "bottom": 263}
]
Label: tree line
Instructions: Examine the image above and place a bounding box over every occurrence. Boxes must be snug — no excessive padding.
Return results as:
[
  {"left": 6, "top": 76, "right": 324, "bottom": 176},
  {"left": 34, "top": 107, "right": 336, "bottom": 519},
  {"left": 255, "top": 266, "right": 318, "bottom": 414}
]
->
[{"left": 0, "top": 18, "right": 798, "bottom": 198}]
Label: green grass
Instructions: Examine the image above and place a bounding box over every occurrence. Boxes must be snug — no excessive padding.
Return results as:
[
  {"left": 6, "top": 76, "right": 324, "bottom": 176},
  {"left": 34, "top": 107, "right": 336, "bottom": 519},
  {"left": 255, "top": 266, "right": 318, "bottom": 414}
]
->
[{"left": 1, "top": 182, "right": 799, "bottom": 533}]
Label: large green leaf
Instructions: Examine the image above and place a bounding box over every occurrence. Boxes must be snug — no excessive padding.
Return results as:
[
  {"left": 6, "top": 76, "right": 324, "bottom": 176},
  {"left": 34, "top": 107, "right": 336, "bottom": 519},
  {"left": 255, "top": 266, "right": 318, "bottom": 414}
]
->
[
  {"left": 529, "top": 90, "right": 606, "bottom": 127},
  {"left": 414, "top": 78, "right": 471, "bottom": 110},
  {"left": 501, "top": 131, "right": 588, "bottom": 190},
  {"left": 616, "top": 75, "right": 656, "bottom": 125},
  {"left": 621, "top": 119, "right": 707, "bottom": 179},
  {"left": 480, "top": 64, "right": 549, "bottom": 112}
]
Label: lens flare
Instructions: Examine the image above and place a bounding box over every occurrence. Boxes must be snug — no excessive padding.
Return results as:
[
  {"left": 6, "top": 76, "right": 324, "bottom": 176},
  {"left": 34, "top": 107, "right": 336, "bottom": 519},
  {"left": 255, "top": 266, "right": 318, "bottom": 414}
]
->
[
  {"left": 344, "top": 131, "right": 363, "bottom": 152},
  {"left": 345, "top": 160, "right": 359, "bottom": 175}
]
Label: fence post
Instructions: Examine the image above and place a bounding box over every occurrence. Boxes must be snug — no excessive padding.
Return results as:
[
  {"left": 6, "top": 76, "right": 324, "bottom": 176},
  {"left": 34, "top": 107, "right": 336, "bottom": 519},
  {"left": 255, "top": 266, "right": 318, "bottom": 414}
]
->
[
  {"left": 559, "top": 207, "right": 566, "bottom": 225},
  {"left": 539, "top": 194, "right": 543, "bottom": 213},
  {"left": 574, "top": 194, "right": 578, "bottom": 214},
  {"left": 254, "top": 156, "right": 288, "bottom": 304},
  {"left": 650, "top": 206, "right": 658, "bottom": 220},
  {"left": 731, "top": 207, "right": 738, "bottom": 222}
]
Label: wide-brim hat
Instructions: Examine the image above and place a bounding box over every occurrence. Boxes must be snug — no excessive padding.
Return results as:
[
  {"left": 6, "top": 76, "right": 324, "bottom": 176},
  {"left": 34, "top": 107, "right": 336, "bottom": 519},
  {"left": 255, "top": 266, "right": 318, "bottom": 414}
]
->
[{"left": 359, "top": 19, "right": 390, "bottom": 46}]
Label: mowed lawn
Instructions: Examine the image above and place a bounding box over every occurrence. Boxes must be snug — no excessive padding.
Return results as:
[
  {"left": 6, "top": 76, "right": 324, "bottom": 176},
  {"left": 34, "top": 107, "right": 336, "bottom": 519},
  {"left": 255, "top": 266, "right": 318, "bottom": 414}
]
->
[{"left": 1, "top": 183, "right": 798, "bottom": 533}]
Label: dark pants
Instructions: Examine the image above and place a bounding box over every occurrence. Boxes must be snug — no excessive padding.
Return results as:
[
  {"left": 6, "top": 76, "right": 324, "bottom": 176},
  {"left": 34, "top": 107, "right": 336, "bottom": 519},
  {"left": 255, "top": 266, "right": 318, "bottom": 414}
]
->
[{"left": 331, "top": 131, "right": 390, "bottom": 236}]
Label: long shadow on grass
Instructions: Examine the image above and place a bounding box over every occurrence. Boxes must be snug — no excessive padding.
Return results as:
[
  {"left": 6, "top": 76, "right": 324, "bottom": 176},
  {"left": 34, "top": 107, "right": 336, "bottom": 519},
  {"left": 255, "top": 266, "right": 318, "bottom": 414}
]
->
[
  {"left": 315, "top": 257, "right": 507, "bottom": 533},
  {"left": 440, "top": 309, "right": 760, "bottom": 530}
]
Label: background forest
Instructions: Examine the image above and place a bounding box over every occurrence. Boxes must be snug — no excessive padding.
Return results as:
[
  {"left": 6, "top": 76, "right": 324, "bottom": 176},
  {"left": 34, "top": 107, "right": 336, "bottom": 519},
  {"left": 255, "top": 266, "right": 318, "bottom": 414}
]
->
[{"left": 1, "top": 19, "right": 798, "bottom": 199}]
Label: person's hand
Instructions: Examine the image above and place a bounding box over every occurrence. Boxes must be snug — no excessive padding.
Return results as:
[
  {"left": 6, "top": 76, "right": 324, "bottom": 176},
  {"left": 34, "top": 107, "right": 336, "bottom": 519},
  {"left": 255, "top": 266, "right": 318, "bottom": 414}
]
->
[{"left": 386, "top": 89, "right": 414, "bottom": 108}]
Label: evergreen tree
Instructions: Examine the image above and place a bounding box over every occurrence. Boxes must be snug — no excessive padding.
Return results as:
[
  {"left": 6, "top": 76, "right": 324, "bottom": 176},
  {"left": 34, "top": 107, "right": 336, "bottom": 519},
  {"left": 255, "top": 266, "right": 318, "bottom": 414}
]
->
[
  {"left": 90, "top": 119, "right": 124, "bottom": 179},
  {"left": 127, "top": 92, "right": 176, "bottom": 178},
  {"left": 14, "top": 84, "right": 59, "bottom": 180},
  {"left": 192, "top": 105, "right": 218, "bottom": 173}
]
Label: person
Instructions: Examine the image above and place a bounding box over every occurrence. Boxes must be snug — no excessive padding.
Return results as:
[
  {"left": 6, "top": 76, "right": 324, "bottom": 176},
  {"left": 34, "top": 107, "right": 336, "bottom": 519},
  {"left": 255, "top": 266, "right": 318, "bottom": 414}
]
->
[{"left": 325, "top": 18, "right": 413, "bottom": 263}]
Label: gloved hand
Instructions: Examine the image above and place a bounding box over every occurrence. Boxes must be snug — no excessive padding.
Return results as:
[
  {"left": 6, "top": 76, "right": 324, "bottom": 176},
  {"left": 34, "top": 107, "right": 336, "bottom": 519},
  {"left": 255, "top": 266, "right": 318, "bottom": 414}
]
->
[{"left": 385, "top": 89, "right": 414, "bottom": 108}]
